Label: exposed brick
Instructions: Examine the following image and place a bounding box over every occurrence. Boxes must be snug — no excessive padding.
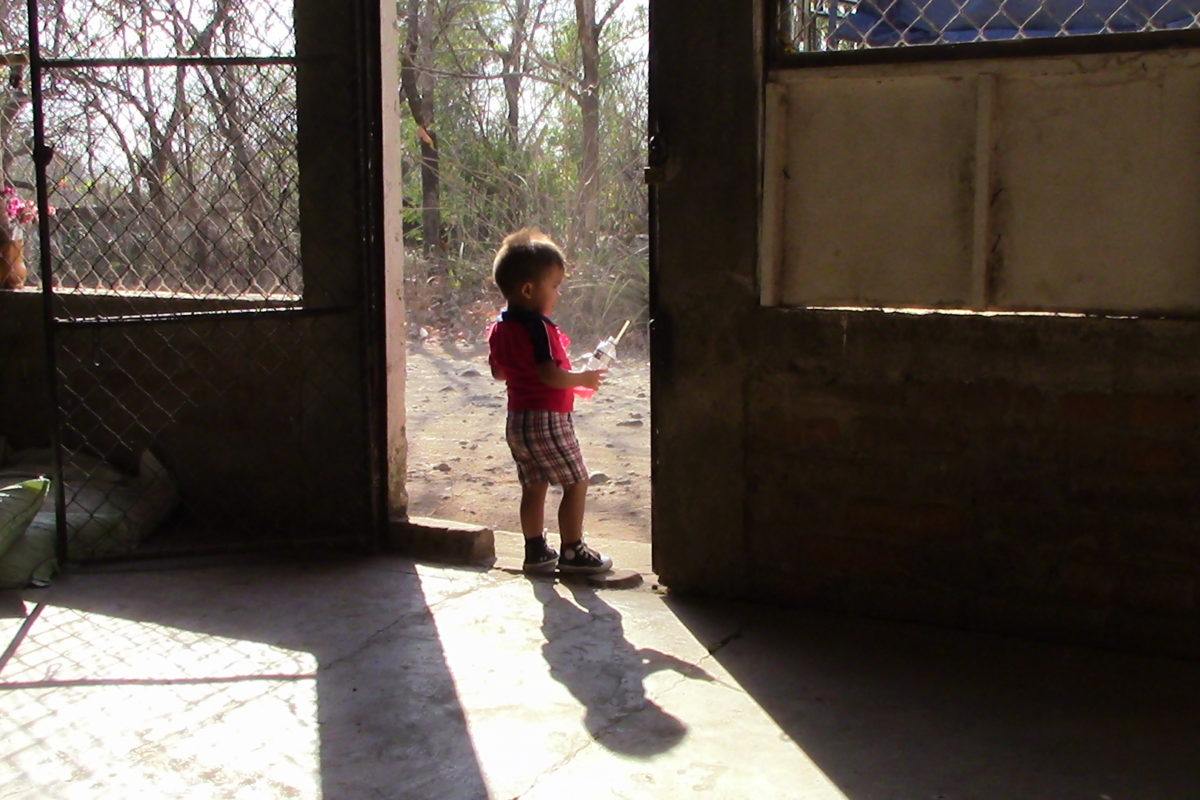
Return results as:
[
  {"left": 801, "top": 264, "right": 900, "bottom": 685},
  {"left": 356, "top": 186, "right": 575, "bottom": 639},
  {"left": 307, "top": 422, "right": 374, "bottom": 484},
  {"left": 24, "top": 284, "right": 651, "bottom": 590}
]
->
[
  {"left": 1127, "top": 442, "right": 1188, "bottom": 475},
  {"left": 1128, "top": 394, "right": 1198, "bottom": 431},
  {"left": 721, "top": 311, "right": 1200, "bottom": 656},
  {"left": 843, "top": 499, "right": 967, "bottom": 542},
  {"left": 1057, "top": 392, "right": 1198, "bottom": 435},
  {"left": 1059, "top": 392, "right": 1122, "bottom": 427},
  {"left": 746, "top": 382, "right": 868, "bottom": 454},
  {"left": 787, "top": 417, "right": 842, "bottom": 447}
]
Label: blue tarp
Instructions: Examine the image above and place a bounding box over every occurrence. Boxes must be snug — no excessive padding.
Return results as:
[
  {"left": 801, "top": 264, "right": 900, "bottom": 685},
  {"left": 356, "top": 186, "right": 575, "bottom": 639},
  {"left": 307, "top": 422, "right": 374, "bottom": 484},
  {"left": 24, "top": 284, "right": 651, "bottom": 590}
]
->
[{"left": 832, "top": 0, "right": 1200, "bottom": 45}]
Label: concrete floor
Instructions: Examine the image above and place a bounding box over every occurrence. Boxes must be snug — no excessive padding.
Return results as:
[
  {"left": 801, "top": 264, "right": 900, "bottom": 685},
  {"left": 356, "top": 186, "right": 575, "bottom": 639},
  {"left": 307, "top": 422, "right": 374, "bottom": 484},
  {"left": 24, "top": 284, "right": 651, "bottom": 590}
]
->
[{"left": 1, "top": 553, "right": 1197, "bottom": 799}]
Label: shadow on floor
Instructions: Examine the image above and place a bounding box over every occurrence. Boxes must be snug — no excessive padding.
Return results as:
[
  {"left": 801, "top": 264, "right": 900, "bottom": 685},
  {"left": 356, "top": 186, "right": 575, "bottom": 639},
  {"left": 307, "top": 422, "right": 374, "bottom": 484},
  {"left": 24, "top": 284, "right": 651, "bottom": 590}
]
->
[
  {"left": 0, "top": 555, "right": 490, "bottom": 799},
  {"left": 531, "top": 577, "right": 714, "bottom": 757},
  {"left": 9, "top": 557, "right": 1199, "bottom": 799},
  {"left": 665, "top": 595, "right": 1200, "bottom": 800}
]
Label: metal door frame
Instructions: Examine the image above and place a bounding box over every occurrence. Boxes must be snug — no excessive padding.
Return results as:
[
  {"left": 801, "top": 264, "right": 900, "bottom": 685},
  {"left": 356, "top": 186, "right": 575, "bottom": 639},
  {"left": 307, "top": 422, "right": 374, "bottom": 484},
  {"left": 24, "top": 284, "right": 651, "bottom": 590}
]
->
[{"left": 23, "top": 0, "right": 388, "bottom": 565}]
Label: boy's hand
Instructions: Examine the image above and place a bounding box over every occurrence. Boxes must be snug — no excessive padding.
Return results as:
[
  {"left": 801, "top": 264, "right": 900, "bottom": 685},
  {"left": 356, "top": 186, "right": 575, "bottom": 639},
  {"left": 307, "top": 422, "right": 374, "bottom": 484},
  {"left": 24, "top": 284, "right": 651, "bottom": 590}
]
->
[
  {"left": 579, "top": 368, "right": 607, "bottom": 391},
  {"left": 535, "top": 362, "right": 607, "bottom": 390}
]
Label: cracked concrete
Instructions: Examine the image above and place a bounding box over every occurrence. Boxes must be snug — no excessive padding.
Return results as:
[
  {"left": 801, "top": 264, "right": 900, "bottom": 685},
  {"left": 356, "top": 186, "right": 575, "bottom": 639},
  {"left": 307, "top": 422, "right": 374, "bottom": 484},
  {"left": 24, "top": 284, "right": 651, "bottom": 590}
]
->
[{"left": 2, "top": 554, "right": 1197, "bottom": 799}]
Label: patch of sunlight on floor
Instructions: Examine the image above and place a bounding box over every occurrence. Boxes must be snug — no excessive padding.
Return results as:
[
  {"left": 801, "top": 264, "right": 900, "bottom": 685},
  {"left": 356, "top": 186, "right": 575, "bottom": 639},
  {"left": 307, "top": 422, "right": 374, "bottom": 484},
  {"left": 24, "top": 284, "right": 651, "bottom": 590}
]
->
[
  {"left": 418, "top": 566, "right": 850, "bottom": 799},
  {"left": 1, "top": 605, "right": 320, "bottom": 800}
]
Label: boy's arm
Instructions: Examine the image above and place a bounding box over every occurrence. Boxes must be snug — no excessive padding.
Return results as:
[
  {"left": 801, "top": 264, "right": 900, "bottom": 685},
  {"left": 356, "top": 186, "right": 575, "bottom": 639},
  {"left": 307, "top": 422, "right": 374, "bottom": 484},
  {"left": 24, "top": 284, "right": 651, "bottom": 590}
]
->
[
  {"left": 536, "top": 362, "right": 605, "bottom": 390},
  {"left": 487, "top": 344, "right": 505, "bottom": 380}
]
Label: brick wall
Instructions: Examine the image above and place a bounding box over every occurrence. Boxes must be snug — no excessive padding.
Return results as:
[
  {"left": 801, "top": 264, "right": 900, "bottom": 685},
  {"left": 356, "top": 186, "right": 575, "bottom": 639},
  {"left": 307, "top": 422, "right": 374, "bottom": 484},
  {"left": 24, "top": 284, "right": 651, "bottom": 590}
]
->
[{"left": 735, "top": 310, "right": 1200, "bottom": 656}]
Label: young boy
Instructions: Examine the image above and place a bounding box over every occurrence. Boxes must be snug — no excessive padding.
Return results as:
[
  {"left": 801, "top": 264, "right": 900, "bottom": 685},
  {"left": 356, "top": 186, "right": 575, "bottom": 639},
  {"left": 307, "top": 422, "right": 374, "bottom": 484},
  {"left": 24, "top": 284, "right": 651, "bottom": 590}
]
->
[{"left": 487, "top": 228, "right": 614, "bottom": 575}]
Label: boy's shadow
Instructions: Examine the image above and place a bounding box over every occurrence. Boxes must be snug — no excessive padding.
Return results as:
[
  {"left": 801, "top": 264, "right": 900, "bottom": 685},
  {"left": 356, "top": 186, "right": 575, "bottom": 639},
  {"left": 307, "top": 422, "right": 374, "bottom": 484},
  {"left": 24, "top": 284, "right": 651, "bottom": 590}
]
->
[{"left": 530, "top": 578, "right": 714, "bottom": 757}]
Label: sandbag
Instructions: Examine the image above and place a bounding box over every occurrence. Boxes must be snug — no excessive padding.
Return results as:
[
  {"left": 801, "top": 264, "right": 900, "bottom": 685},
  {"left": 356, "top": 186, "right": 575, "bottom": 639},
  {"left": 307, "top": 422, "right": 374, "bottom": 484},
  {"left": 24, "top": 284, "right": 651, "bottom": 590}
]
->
[
  {"left": 0, "top": 448, "right": 178, "bottom": 565},
  {"left": 0, "top": 514, "right": 57, "bottom": 589},
  {"left": 0, "top": 478, "right": 50, "bottom": 561}
]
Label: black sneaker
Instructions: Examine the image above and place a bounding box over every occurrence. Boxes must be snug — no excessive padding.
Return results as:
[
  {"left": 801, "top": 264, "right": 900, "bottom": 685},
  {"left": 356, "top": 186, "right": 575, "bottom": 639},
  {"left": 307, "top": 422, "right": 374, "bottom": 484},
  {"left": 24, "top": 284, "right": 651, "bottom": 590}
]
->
[
  {"left": 523, "top": 537, "right": 559, "bottom": 574},
  {"left": 557, "top": 541, "right": 613, "bottom": 574}
]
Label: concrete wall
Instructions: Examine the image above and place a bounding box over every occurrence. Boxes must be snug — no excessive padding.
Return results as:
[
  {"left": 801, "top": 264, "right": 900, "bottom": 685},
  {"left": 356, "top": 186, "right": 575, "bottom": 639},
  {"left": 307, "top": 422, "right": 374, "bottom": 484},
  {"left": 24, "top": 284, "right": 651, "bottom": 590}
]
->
[
  {"left": 652, "top": 0, "right": 1200, "bottom": 657},
  {"left": 0, "top": 291, "right": 53, "bottom": 451},
  {"left": 381, "top": 0, "right": 410, "bottom": 518},
  {"left": 0, "top": 291, "right": 371, "bottom": 541}
]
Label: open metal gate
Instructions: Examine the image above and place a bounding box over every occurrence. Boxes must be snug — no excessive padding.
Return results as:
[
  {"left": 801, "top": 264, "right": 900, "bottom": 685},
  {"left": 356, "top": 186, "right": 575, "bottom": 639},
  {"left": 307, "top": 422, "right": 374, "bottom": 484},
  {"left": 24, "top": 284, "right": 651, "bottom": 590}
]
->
[{"left": 15, "top": 0, "right": 384, "bottom": 563}]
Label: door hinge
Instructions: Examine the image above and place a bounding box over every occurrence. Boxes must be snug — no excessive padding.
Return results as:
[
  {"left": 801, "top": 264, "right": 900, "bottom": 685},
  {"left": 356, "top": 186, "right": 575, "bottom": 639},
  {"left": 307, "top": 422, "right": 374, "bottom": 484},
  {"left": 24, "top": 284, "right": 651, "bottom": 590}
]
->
[{"left": 644, "top": 133, "right": 668, "bottom": 185}]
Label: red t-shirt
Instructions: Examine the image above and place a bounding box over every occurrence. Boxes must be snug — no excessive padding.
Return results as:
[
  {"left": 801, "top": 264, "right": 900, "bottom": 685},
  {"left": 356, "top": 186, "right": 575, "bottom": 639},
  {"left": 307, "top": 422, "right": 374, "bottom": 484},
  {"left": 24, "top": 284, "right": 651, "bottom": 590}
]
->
[{"left": 487, "top": 307, "right": 575, "bottom": 413}]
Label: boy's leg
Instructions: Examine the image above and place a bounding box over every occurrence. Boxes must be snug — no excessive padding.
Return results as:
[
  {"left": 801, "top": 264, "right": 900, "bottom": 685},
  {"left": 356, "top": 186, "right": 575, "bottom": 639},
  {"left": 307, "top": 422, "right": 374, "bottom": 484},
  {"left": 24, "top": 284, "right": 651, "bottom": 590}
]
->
[
  {"left": 557, "top": 480, "right": 587, "bottom": 546},
  {"left": 521, "top": 481, "right": 558, "bottom": 573},
  {"left": 556, "top": 480, "right": 612, "bottom": 573},
  {"left": 520, "top": 481, "right": 549, "bottom": 540}
]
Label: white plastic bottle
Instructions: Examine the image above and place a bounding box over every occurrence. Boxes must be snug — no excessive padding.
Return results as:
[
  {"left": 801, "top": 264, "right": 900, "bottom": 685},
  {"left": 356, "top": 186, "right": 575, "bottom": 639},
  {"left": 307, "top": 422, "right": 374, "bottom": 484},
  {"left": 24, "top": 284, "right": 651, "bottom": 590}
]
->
[
  {"left": 574, "top": 337, "right": 616, "bottom": 399},
  {"left": 574, "top": 320, "right": 629, "bottom": 399},
  {"left": 585, "top": 337, "right": 617, "bottom": 370}
]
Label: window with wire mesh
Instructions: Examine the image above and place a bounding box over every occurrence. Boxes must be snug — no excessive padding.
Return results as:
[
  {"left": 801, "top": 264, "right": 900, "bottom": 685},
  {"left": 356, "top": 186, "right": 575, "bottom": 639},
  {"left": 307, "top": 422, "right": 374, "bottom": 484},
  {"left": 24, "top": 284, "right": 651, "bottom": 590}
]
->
[
  {"left": 0, "top": 2, "right": 300, "bottom": 301},
  {"left": 34, "top": 0, "right": 295, "bottom": 60},
  {"left": 778, "top": 0, "right": 1200, "bottom": 51}
]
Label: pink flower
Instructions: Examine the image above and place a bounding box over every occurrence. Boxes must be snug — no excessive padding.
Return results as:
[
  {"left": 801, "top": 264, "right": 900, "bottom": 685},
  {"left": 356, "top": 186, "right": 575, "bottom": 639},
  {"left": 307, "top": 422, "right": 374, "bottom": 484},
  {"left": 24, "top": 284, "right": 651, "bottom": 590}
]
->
[{"left": 2, "top": 190, "right": 47, "bottom": 228}]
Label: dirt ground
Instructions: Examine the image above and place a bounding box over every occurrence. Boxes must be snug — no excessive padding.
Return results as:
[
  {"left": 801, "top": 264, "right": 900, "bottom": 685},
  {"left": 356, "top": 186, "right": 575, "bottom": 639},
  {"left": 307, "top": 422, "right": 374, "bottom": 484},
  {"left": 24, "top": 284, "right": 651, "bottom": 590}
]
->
[{"left": 405, "top": 340, "right": 651, "bottom": 547}]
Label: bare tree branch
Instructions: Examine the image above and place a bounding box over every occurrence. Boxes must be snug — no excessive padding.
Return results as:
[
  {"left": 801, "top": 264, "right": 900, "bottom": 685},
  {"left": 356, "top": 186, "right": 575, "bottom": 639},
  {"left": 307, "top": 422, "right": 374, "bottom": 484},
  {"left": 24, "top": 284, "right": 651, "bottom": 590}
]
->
[{"left": 597, "top": 0, "right": 629, "bottom": 33}]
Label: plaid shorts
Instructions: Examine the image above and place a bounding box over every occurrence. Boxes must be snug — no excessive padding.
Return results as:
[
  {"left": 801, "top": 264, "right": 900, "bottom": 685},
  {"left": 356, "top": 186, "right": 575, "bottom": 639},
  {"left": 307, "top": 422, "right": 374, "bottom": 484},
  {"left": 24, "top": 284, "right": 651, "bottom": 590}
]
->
[{"left": 505, "top": 410, "right": 588, "bottom": 488}]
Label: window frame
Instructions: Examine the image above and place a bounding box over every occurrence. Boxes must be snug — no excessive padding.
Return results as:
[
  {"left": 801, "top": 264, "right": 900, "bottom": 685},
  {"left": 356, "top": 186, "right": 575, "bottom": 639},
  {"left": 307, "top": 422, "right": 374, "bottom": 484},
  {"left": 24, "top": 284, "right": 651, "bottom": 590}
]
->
[{"left": 758, "top": 31, "right": 1200, "bottom": 319}]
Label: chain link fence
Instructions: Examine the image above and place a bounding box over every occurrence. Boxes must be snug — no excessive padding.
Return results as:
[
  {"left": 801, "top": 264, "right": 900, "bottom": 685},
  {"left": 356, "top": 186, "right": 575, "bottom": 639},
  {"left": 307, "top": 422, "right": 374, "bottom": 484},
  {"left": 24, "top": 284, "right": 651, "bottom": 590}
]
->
[
  {"left": 0, "top": 0, "right": 378, "bottom": 574},
  {"left": 42, "top": 63, "right": 301, "bottom": 304},
  {"left": 779, "top": 0, "right": 1200, "bottom": 50}
]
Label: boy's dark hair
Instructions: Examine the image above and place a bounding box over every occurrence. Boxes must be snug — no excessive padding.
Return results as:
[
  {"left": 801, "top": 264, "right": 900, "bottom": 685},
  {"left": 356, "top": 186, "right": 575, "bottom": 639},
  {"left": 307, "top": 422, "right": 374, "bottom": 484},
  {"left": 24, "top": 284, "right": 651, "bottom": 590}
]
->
[{"left": 492, "top": 228, "right": 565, "bottom": 296}]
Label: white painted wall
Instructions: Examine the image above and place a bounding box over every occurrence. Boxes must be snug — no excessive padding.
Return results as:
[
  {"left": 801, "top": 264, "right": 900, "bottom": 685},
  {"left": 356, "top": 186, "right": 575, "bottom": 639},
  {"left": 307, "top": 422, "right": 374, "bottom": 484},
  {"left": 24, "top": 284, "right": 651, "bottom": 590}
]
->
[{"left": 762, "top": 48, "right": 1200, "bottom": 315}]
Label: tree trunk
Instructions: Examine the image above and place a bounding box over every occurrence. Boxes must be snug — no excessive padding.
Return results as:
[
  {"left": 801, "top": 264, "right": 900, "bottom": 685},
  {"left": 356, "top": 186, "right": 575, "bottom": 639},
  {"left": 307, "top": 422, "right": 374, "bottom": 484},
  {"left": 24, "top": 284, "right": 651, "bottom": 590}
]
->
[
  {"left": 501, "top": 0, "right": 530, "bottom": 149},
  {"left": 400, "top": 0, "right": 444, "bottom": 259},
  {"left": 419, "top": 131, "right": 441, "bottom": 253},
  {"left": 574, "top": 0, "right": 601, "bottom": 253},
  {"left": 502, "top": 72, "right": 520, "bottom": 148}
]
